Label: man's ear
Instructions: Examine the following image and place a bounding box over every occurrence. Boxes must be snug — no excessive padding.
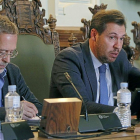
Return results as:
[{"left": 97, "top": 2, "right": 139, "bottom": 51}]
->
[{"left": 90, "top": 29, "right": 98, "bottom": 41}]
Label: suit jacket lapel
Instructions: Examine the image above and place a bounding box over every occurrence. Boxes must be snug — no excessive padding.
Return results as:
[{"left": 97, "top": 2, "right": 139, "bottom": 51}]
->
[
  {"left": 81, "top": 40, "right": 97, "bottom": 101},
  {"left": 109, "top": 62, "right": 122, "bottom": 96},
  {"left": 2, "top": 76, "right": 9, "bottom": 105}
]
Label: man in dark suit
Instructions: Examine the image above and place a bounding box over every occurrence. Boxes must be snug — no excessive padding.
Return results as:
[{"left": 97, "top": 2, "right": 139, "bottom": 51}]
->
[
  {"left": 50, "top": 9, "right": 140, "bottom": 114},
  {"left": 0, "top": 15, "right": 42, "bottom": 120}
]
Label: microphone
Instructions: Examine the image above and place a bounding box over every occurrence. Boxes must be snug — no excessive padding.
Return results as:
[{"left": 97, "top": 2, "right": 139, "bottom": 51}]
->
[
  {"left": 64, "top": 72, "right": 122, "bottom": 133},
  {"left": 64, "top": 72, "right": 89, "bottom": 121}
]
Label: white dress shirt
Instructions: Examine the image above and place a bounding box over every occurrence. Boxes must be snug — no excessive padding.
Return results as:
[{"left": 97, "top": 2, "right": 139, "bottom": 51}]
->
[{"left": 89, "top": 47, "right": 114, "bottom": 106}]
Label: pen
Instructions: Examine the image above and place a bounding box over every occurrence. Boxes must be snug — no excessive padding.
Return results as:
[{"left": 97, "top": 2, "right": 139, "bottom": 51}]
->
[{"left": 22, "top": 96, "right": 41, "bottom": 119}]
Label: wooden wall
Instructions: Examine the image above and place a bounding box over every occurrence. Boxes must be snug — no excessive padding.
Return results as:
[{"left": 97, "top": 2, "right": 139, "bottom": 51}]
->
[{"left": 56, "top": 27, "right": 84, "bottom": 50}]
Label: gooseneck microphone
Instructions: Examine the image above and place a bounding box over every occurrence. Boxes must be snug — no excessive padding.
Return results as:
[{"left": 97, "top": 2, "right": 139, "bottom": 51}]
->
[
  {"left": 64, "top": 72, "right": 89, "bottom": 121},
  {"left": 64, "top": 72, "right": 122, "bottom": 133}
]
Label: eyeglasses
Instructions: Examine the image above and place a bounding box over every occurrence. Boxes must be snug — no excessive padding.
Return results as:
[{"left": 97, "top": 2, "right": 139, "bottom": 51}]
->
[{"left": 0, "top": 50, "right": 18, "bottom": 59}]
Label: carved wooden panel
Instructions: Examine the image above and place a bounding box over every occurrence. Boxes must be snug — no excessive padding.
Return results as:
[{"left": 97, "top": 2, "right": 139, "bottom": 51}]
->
[
  {"left": 0, "top": 0, "right": 60, "bottom": 53},
  {"left": 131, "top": 12, "right": 140, "bottom": 60},
  {"left": 16, "top": 1, "right": 34, "bottom": 29}
]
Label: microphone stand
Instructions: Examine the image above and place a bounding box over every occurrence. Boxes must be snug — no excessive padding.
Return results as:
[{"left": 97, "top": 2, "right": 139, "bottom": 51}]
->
[
  {"left": 64, "top": 72, "right": 122, "bottom": 133},
  {"left": 64, "top": 72, "right": 89, "bottom": 121}
]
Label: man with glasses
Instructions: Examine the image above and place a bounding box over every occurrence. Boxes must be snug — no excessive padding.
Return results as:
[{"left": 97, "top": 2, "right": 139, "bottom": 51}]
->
[{"left": 0, "top": 15, "right": 42, "bottom": 120}]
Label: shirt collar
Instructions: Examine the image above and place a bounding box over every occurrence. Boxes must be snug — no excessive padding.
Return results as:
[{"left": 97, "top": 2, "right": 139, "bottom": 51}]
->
[
  {"left": 89, "top": 46, "right": 109, "bottom": 69},
  {"left": 0, "top": 68, "right": 7, "bottom": 78}
]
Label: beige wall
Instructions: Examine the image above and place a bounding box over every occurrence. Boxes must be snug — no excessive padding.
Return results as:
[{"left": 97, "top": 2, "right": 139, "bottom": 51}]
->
[{"left": 41, "top": 0, "right": 140, "bottom": 47}]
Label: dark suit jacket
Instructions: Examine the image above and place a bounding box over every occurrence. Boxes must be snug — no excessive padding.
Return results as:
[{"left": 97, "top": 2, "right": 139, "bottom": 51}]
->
[
  {"left": 50, "top": 39, "right": 140, "bottom": 114},
  {"left": 0, "top": 63, "right": 42, "bottom": 120}
]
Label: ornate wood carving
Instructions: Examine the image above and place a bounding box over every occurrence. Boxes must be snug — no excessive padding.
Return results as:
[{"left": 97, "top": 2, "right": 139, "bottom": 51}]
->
[
  {"left": 68, "top": 33, "right": 77, "bottom": 46},
  {"left": 56, "top": 26, "right": 83, "bottom": 49},
  {"left": 47, "top": 14, "right": 60, "bottom": 56},
  {"left": 16, "top": 1, "right": 35, "bottom": 33},
  {"left": 123, "top": 34, "right": 135, "bottom": 64},
  {"left": 0, "top": 0, "right": 60, "bottom": 50},
  {"left": 80, "top": 18, "right": 90, "bottom": 40},
  {"left": 123, "top": 34, "right": 131, "bottom": 46},
  {"left": 131, "top": 12, "right": 140, "bottom": 60},
  {"left": 80, "top": 3, "right": 107, "bottom": 41},
  {"left": 88, "top": 3, "right": 107, "bottom": 18}
]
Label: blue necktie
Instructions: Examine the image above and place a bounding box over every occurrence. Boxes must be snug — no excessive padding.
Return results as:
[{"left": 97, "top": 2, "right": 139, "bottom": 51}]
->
[{"left": 99, "top": 64, "right": 108, "bottom": 105}]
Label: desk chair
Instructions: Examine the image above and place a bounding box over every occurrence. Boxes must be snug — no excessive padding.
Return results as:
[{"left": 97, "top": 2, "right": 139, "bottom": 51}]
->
[{"left": 11, "top": 35, "right": 55, "bottom": 103}]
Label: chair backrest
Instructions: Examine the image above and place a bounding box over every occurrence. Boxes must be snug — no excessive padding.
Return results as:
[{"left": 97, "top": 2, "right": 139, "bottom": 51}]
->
[
  {"left": 0, "top": 0, "right": 60, "bottom": 103},
  {"left": 11, "top": 35, "right": 55, "bottom": 103}
]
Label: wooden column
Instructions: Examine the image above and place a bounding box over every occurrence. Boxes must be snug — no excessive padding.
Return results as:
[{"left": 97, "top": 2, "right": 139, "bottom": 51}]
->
[{"left": 48, "top": 14, "right": 60, "bottom": 56}]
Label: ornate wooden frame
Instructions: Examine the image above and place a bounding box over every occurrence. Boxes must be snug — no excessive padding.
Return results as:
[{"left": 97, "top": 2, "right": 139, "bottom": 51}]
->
[
  {"left": 131, "top": 12, "right": 140, "bottom": 60},
  {"left": 80, "top": 3, "right": 107, "bottom": 41},
  {"left": 0, "top": 0, "right": 60, "bottom": 55}
]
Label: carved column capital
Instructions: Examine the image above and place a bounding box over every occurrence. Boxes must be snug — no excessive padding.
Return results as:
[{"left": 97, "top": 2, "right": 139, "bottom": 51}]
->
[
  {"left": 48, "top": 14, "right": 57, "bottom": 32},
  {"left": 68, "top": 33, "right": 77, "bottom": 46},
  {"left": 88, "top": 3, "right": 107, "bottom": 16}
]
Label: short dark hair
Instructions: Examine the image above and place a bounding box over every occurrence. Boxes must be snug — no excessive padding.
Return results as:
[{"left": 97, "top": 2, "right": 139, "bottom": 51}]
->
[
  {"left": 89, "top": 9, "right": 126, "bottom": 37},
  {"left": 0, "top": 15, "right": 18, "bottom": 34}
]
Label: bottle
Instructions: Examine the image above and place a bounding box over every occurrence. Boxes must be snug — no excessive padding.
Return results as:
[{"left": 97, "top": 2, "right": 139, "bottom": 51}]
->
[
  {"left": 5, "top": 85, "right": 22, "bottom": 122},
  {"left": 116, "top": 82, "right": 131, "bottom": 128}
]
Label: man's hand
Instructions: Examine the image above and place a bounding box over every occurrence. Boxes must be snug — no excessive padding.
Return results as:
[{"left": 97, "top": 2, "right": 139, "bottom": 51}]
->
[{"left": 21, "top": 101, "right": 38, "bottom": 120}]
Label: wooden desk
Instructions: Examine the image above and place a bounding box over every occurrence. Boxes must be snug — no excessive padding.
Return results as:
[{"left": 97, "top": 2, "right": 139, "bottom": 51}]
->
[
  {"left": 30, "top": 131, "right": 140, "bottom": 140},
  {"left": 30, "top": 116, "right": 140, "bottom": 140}
]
